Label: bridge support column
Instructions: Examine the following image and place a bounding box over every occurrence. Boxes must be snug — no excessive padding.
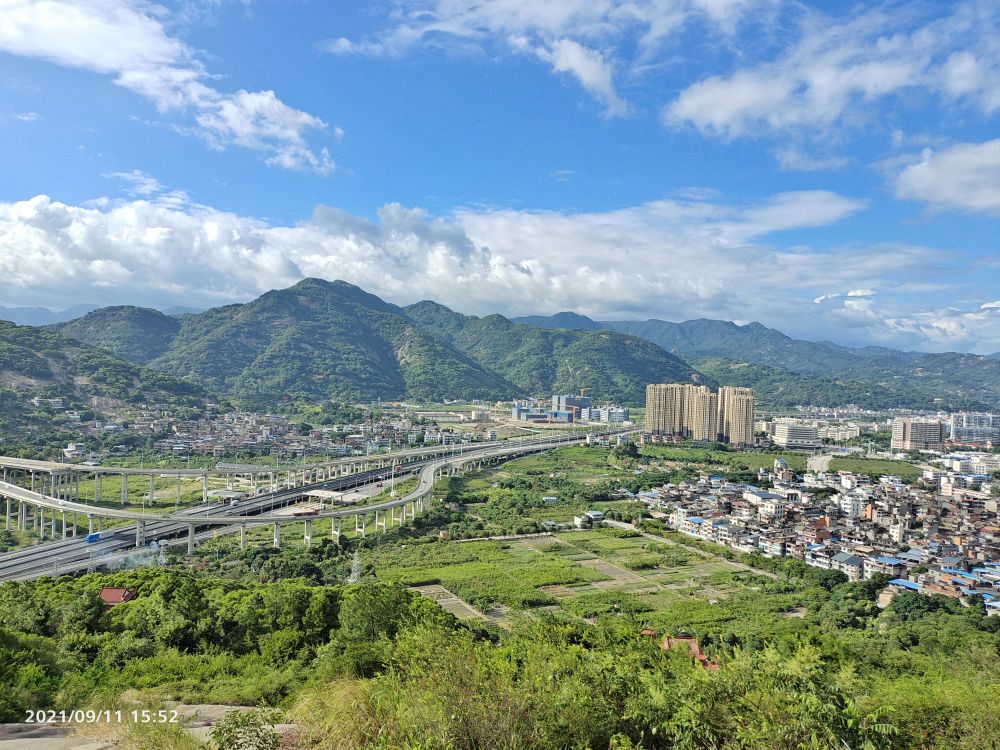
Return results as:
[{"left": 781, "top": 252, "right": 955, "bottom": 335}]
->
[
  {"left": 135, "top": 522, "right": 145, "bottom": 548},
  {"left": 4, "top": 497, "right": 10, "bottom": 530},
  {"left": 176, "top": 477, "right": 182, "bottom": 509},
  {"left": 61, "top": 512, "right": 67, "bottom": 540},
  {"left": 19, "top": 502, "right": 26, "bottom": 531},
  {"left": 121, "top": 474, "right": 127, "bottom": 507},
  {"left": 51, "top": 511, "right": 57, "bottom": 540},
  {"left": 304, "top": 520, "right": 312, "bottom": 547},
  {"left": 148, "top": 475, "right": 155, "bottom": 507},
  {"left": 400, "top": 503, "right": 406, "bottom": 523},
  {"left": 203, "top": 474, "right": 209, "bottom": 504},
  {"left": 98, "top": 517, "right": 103, "bottom": 532},
  {"left": 239, "top": 524, "right": 247, "bottom": 550},
  {"left": 332, "top": 516, "right": 342, "bottom": 540},
  {"left": 187, "top": 524, "right": 196, "bottom": 554},
  {"left": 273, "top": 522, "right": 281, "bottom": 549},
  {"left": 88, "top": 515, "right": 94, "bottom": 535},
  {"left": 38, "top": 508, "right": 44, "bottom": 540}
]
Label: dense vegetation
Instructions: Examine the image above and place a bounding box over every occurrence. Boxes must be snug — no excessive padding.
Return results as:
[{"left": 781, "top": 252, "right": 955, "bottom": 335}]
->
[
  {"left": 54, "top": 279, "right": 705, "bottom": 408},
  {"left": 689, "top": 357, "right": 952, "bottom": 410},
  {"left": 518, "top": 312, "right": 1000, "bottom": 409},
  {"left": 54, "top": 306, "right": 182, "bottom": 364},
  {"left": 405, "top": 300, "right": 705, "bottom": 404},
  {"left": 3, "top": 547, "right": 1000, "bottom": 748},
  {"left": 145, "top": 279, "right": 522, "bottom": 408}
]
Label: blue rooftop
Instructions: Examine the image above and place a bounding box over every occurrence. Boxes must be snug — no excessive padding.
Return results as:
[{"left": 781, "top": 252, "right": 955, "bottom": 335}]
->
[
  {"left": 889, "top": 578, "right": 921, "bottom": 591},
  {"left": 875, "top": 556, "right": 904, "bottom": 565}
]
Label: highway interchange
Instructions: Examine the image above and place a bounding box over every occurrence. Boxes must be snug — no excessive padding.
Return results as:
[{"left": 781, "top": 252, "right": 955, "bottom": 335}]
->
[{"left": 0, "top": 429, "right": 636, "bottom": 581}]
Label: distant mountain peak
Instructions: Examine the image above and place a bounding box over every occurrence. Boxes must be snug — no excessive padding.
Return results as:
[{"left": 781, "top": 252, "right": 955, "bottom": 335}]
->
[{"left": 512, "top": 311, "right": 602, "bottom": 330}]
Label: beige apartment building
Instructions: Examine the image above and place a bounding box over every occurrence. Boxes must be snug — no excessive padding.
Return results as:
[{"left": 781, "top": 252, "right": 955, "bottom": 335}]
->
[
  {"left": 645, "top": 383, "right": 755, "bottom": 446},
  {"left": 718, "top": 386, "right": 756, "bottom": 447},
  {"left": 890, "top": 417, "right": 946, "bottom": 451}
]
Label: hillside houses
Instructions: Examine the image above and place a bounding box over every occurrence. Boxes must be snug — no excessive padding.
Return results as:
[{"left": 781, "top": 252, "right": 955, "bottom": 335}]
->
[{"left": 641, "top": 457, "right": 1000, "bottom": 611}]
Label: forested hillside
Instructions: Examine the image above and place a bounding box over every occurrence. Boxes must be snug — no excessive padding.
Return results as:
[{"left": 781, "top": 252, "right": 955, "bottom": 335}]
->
[
  {"left": 148, "top": 279, "right": 522, "bottom": 407},
  {"left": 518, "top": 312, "right": 1000, "bottom": 409},
  {"left": 54, "top": 306, "right": 182, "bottom": 364},
  {"left": 405, "top": 300, "right": 705, "bottom": 404},
  {"left": 53, "top": 279, "right": 706, "bottom": 408}
]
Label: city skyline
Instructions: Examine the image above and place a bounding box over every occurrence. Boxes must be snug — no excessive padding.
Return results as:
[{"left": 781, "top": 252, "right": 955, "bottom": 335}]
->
[{"left": 1, "top": 1, "right": 999, "bottom": 353}]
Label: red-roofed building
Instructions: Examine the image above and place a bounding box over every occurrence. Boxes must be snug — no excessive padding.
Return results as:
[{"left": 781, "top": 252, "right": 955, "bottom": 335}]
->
[{"left": 98, "top": 587, "right": 136, "bottom": 607}]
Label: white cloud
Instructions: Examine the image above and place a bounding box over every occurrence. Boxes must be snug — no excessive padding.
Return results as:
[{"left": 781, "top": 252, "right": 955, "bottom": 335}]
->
[
  {"left": 664, "top": 1, "right": 1000, "bottom": 138},
  {"left": 323, "top": 0, "right": 768, "bottom": 114},
  {"left": 775, "top": 146, "right": 848, "bottom": 172},
  {"left": 0, "top": 0, "right": 334, "bottom": 172},
  {"left": 895, "top": 140, "right": 1000, "bottom": 214},
  {"left": 15, "top": 111, "right": 42, "bottom": 121},
  {"left": 106, "top": 169, "right": 163, "bottom": 197},
  {"left": 0, "top": 190, "right": 992, "bottom": 351},
  {"left": 536, "top": 39, "right": 628, "bottom": 117}
]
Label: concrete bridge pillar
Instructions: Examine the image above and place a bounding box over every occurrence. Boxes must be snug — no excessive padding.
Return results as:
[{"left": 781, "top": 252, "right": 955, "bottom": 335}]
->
[
  {"left": 148, "top": 475, "right": 155, "bottom": 507},
  {"left": 4, "top": 497, "right": 10, "bottom": 530},
  {"left": 135, "top": 522, "right": 145, "bottom": 548},
  {"left": 187, "top": 524, "right": 196, "bottom": 554},
  {"left": 61, "top": 512, "right": 67, "bottom": 540},
  {"left": 239, "top": 524, "right": 247, "bottom": 550},
  {"left": 203, "top": 474, "right": 209, "bottom": 504},
  {"left": 38, "top": 508, "right": 44, "bottom": 541},
  {"left": 121, "top": 474, "right": 128, "bottom": 507},
  {"left": 332, "top": 516, "right": 342, "bottom": 540},
  {"left": 88, "top": 515, "right": 94, "bottom": 535},
  {"left": 19, "top": 502, "right": 26, "bottom": 531},
  {"left": 304, "top": 520, "right": 312, "bottom": 547},
  {"left": 273, "top": 522, "right": 281, "bottom": 549}
]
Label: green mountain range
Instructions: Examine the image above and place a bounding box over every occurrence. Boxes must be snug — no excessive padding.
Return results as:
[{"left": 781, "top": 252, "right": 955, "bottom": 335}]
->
[
  {"left": 45, "top": 280, "right": 702, "bottom": 409},
  {"left": 19, "top": 281, "right": 1000, "bottom": 412},
  {"left": 404, "top": 300, "right": 705, "bottom": 403},
  {"left": 514, "top": 312, "right": 1000, "bottom": 410}
]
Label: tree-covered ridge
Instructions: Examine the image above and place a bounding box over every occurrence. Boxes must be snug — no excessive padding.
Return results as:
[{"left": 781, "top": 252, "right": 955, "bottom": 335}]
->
[
  {"left": 0, "top": 321, "right": 207, "bottom": 421},
  {"left": 518, "top": 313, "right": 1000, "bottom": 409},
  {"left": 689, "top": 356, "right": 967, "bottom": 410},
  {"left": 53, "top": 306, "right": 181, "bottom": 364},
  {"left": 404, "top": 300, "right": 705, "bottom": 404},
  {"left": 147, "top": 278, "right": 523, "bottom": 408}
]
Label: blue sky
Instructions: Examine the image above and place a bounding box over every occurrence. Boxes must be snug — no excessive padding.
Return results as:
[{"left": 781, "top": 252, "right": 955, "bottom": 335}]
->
[{"left": 1, "top": 0, "right": 999, "bottom": 352}]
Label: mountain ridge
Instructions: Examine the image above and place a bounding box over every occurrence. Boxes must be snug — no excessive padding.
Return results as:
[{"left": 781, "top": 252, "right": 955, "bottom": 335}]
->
[{"left": 513, "top": 312, "right": 1000, "bottom": 409}]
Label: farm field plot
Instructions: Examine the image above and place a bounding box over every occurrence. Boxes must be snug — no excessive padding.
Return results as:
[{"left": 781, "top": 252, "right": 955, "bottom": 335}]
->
[{"left": 369, "top": 538, "right": 611, "bottom": 611}]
